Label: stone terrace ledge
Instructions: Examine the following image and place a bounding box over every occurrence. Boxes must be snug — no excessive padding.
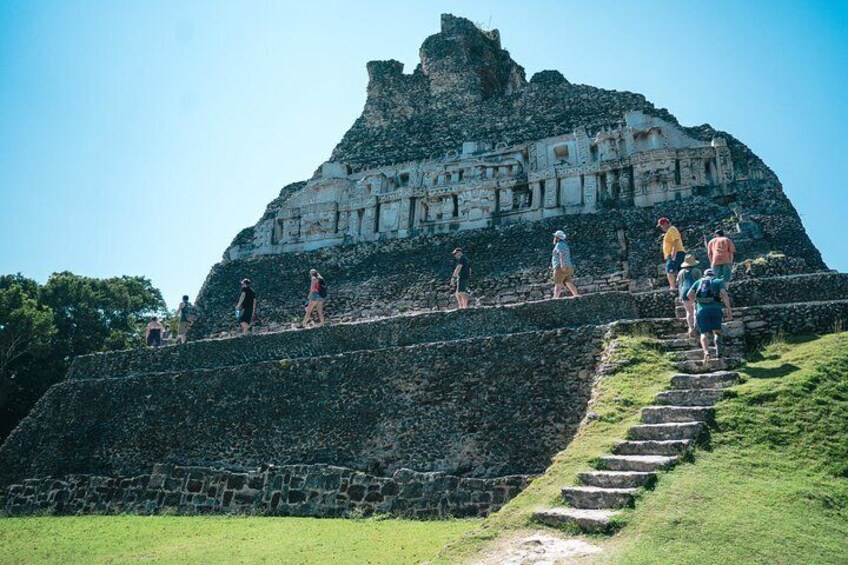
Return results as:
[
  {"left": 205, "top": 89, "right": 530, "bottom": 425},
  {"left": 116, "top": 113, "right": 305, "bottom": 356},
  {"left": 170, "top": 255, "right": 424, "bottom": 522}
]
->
[
  {"left": 68, "top": 272, "right": 848, "bottom": 381},
  {"left": 69, "top": 290, "right": 648, "bottom": 381}
]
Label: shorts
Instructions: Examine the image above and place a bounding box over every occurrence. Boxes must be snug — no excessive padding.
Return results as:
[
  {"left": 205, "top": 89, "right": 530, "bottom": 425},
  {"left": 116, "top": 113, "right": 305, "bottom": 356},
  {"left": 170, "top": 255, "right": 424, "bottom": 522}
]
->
[
  {"left": 696, "top": 307, "right": 723, "bottom": 333},
  {"left": 665, "top": 251, "right": 686, "bottom": 274},
  {"left": 238, "top": 307, "right": 254, "bottom": 324},
  {"left": 553, "top": 266, "right": 574, "bottom": 284},
  {"left": 456, "top": 278, "right": 470, "bottom": 294},
  {"left": 309, "top": 292, "right": 324, "bottom": 302},
  {"left": 713, "top": 263, "right": 733, "bottom": 282}
]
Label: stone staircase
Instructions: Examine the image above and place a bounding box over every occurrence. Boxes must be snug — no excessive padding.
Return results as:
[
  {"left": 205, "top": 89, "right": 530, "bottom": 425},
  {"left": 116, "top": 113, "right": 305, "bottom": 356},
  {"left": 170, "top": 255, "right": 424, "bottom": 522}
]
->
[{"left": 534, "top": 324, "right": 744, "bottom": 533}]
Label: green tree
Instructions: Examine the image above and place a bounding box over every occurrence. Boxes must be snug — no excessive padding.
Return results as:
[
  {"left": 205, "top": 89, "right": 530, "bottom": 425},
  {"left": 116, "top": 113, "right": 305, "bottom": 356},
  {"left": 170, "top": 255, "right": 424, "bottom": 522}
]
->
[
  {"left": 0, "top": 272, "right": 167, "bottom": 440},
  {"left": 0, "top": 279, "right": 56, "bottom": 438},
  {"left": 41, "top": 272, "right": 167, "bottom": 357}
]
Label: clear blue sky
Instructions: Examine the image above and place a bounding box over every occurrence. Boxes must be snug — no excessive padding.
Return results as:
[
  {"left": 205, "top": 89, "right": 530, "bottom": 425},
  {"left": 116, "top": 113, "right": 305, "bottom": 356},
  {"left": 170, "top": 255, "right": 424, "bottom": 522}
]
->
[{"left": 1, "top": 0, "right": 846, "bottom": 308}]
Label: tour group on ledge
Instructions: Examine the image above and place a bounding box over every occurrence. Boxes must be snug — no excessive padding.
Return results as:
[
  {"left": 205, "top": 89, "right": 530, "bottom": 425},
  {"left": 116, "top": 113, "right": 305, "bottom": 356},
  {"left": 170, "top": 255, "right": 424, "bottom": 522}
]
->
[{"left": 143, "top": 217, "right": 737, "bottom": 362}]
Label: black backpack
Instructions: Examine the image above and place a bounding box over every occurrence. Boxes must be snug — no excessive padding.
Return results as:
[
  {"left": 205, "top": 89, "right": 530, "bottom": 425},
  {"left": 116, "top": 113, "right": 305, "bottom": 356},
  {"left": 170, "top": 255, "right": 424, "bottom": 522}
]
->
[
  {"left": 181, "top": 301, "right": 197, "bottom": 323},
  {"left": 318, "top": 278, "right": 328, "bottom": 298},
  {"left": 695, "top": 278, "right": 719, "bottom": 304}
]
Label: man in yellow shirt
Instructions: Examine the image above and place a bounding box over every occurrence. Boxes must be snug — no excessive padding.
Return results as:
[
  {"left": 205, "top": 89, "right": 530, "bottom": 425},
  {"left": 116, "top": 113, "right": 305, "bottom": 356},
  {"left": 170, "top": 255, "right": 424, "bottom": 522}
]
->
[{"left": 658, "top": 217, "right": 686, "bottom": 291}]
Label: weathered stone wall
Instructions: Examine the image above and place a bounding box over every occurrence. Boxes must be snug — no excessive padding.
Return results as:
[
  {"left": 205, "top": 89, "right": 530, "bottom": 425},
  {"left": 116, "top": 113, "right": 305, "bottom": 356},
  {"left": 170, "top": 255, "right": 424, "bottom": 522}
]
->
[
  {"left": 739, "top": 300, "right": 848, "bottom": 348},
  {"left": 199, "top": 183, "right": 824, "bottom": 337},
  {"left": 329, "top": 15, "right": 764, "bottom": 183},
  {"left": 70, "top": 291, "right": 640, "bottom": 381},
  {"left": 0, "top": 328, "right": 601, "bottom": 489},
  {"left": 1, "top": 463, "right": 529, "bottom": 518},
  {"left": 72, "top": 272, "right": 847, "bottom": 381}
]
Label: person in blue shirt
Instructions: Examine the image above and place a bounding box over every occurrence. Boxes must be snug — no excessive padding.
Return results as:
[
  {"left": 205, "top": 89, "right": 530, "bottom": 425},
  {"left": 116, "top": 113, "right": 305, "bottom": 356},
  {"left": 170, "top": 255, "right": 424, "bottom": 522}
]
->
[
  {"left": 687, "top": 268, "right": 733, "bottom": 361},
  {"left": 551, "top": 230, "right": 580, "bottom": 299}
]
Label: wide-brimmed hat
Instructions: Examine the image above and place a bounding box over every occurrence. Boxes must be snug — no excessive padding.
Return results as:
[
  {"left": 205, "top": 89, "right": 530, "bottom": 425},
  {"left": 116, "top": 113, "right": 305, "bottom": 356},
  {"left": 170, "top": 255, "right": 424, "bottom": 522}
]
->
[
  {"left": 657, "top": 217, "right": 670, "bottom": 227},
  {"left": 682, "top": 254, "right": 699, "bottom": 267},
  {"left": 553, "top": 230, "right": 567, "bottom": 240},
  {"left": 452, "top": 247, "right": 463, "bottom": 255}
]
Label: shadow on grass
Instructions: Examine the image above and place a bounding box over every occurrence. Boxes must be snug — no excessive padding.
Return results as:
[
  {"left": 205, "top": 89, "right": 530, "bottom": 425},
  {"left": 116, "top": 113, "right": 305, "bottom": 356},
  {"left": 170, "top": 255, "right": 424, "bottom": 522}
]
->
[{"left": 745, "top": 363, "right": 800, "bottom": 380}]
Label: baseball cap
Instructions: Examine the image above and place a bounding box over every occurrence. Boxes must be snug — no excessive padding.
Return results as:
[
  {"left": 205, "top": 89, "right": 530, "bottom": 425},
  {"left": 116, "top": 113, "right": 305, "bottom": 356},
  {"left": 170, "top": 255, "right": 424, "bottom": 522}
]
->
[
  {"left": 657, "top": 217, "right": 670, "bottom": 227},
  {"left": 553, "top": 230, "right": 567, "bottom": 240}
]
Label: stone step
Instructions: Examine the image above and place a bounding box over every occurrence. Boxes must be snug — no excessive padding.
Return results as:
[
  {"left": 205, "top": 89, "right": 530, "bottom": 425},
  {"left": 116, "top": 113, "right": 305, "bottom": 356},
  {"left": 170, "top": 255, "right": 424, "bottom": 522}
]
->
[
  {"left": 612, "top": 439, "right": 693, "bottom": 457},
  {"left": 654, "top": 388, "right": 726, "bottom": 406},
  {"left": 533, "top": 507, "right": 619, "bottom": 533},
  {"left": 597, "top": 455, "right": 679, "bottom": 472},
  {"left": 672, "top": 357, "right": 742, "bottom": 374},
  {"left": 670, "top": 371, "right": 739, "bottom": 390},
  {"left": 561, "top": 486, "right": 638, "bottom": 509},
  {"left": 657, "top": 337, "right": 701, "bottom": 351},
  {"left": 641, "top": 405, "right": 714, "bottom": 424},
  {"left": 627, "top": 421, "right": 703, "bottom": 441},
  {"left": 670, "top": 348, "right": 718, "bottom": 362},
  {"left": 578, "top": 470, "right": 656, "bottom": 489}
]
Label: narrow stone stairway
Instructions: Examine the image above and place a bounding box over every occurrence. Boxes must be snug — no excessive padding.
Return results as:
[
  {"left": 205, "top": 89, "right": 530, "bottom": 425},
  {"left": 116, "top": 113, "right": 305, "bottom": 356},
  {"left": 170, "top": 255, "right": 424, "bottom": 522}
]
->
[{"left": 534, "top": 326, "right": 742, "bottom": 533}]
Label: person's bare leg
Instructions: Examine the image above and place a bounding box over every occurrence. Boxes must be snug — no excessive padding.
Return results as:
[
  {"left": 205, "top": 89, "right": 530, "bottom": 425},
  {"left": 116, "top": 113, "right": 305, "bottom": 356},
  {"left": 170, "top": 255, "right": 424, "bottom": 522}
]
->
[
  {"left": 565, "top": 281, "right": 581, "bottom": 297},
  {"left": 713, "top": 331, "right": 721, "bottom": 358},
  {"left": 241, "top": 322, "right": 250, "bottom": 335},
  {"left": 553, "top": 283, "right": 561, "bottom": 299},
  {"left": 700, "top": 332, "right": 711, "bottom": 360},
  {"left": 317, "top": 302, "right": 325, "bottom": 325},
  {"left": 684, "top": 302, "right": 696, "bottom": 337},
  {"left": 667, "top": 272, "right": 677, "bottom": 290},
  {"left": 301, "top": 302, "right": 314, "bottom": 327}
]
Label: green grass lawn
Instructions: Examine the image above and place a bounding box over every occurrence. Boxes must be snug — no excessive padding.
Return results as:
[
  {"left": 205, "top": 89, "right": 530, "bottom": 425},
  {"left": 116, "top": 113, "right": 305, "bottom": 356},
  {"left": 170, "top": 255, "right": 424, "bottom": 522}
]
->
[{"left": 0, "top": 515, "right": 479, "bottom": 564}]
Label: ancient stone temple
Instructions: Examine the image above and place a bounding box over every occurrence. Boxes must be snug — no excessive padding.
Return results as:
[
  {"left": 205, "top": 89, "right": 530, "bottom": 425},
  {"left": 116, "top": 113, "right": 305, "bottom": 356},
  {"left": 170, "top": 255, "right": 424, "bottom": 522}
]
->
[
  {"left": 237, "top": 111, "right": 734, "bottom": 257},
  {"left": 1, "top": 14, "right": 843, "bottom": 520}
]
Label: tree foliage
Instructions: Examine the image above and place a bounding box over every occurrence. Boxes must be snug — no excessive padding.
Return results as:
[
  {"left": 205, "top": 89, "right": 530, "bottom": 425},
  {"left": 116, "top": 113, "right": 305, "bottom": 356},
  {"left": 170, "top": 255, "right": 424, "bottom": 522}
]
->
[{"left": 0, "top": 272, "right": 166, "bottom": 440}]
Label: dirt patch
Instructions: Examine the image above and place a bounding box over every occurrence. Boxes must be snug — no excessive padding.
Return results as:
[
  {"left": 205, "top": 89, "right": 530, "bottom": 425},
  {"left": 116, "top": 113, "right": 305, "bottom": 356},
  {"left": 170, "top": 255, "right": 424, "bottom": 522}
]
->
[{"left": 474, "top": 532, "right": 601, "bottom": 564}]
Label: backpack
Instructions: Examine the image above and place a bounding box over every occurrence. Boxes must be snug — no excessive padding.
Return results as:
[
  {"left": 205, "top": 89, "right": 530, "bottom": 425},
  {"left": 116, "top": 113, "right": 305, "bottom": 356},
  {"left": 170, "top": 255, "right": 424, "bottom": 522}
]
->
[
  {"left": 317, "top": 278, "right": 328, "bottom": 298},
  {"left": 181, "top": 302, "right": 197, "bottom": 323},
  {"left": 695, "top": 278, "right": 719, "bottom": 304}
]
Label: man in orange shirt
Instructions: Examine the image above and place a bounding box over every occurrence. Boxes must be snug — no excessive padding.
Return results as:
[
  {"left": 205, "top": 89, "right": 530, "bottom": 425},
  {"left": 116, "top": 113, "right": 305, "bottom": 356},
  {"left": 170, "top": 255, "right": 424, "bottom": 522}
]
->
[{"left": 707, "top": 229, "right": 737, "bottom": 282}]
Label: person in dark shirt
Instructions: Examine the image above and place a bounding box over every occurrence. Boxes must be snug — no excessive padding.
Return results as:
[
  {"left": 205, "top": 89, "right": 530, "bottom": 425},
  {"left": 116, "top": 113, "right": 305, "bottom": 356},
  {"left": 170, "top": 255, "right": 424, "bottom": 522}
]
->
[
  {"left": 450, "top": 247, "right": 471, "bottom": 310},
  {"left": 236, "top": 279, "right": 258, "bottom": 335}
]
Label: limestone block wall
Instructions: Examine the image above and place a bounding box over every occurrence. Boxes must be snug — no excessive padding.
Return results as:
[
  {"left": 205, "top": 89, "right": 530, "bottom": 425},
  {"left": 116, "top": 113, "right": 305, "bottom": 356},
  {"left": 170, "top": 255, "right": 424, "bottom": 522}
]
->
[
  {"left": 739, "top": 300, "right": 848, "bottom": 348},
  {"left": 69, "top": 291, "right": 641, "bottom": 381},
  {"left": 1, "top": 464, "right": 530, "bottom": 518},
  {"left": 199, "top": 182, "right": 823, "bottom": 338},
  {"left": 0, "top": 328, "right": 602, "bottom": 489}
]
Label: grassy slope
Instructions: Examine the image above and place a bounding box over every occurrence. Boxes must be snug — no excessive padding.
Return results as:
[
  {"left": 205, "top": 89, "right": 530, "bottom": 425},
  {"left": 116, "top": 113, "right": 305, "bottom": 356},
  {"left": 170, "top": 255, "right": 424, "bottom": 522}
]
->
[
  {"left": 593, "top": 332, "right": 848, "bottom": 565},
  {"left": 436, "top": 336, "right": 674, "bottom": 562},
  {"left": 0, "top": 516, "right": 477, "bottom": 564}
]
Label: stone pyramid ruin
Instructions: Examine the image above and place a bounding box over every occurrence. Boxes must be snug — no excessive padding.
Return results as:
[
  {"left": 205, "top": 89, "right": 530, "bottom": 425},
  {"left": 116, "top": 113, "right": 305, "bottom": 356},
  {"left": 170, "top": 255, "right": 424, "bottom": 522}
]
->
[{"left": 1, "top": 14, "right": 845, "bottom": 521}]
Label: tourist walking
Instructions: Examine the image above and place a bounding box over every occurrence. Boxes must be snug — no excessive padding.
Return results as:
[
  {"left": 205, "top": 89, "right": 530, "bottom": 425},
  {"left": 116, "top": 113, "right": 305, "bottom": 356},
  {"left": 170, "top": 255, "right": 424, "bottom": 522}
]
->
[
  {"left": 236, "top": 279, "right": 258, "bottom": 335},
  {"left": 145, "top": 316, "right": 163, "bottom": 347},
  {"left": 551, "top": 230, "right": 580, "bottom": 299},
  {"left": 687, "top": 268, "right": 733, "bottom": 361},
  {"left": 300, "top": 269, "right": 326, "bottom": 327},
  {"left": 450, "top": 248, "right": 471, "bottom": 310},
  {"left": 706, "top": 229, "right": 737, "bottom": 282},
  {"left": 175, "top": 294, "right": 195, "bottom": 344},
  {"left": 658, "top": 217, "right": 687, "bottom": 291},
  {"left": 161, "top": 324, "right": 172, "bottom": 346},
  {"left": 676, "top": 254, "right": 702, "bottom": 338}
]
